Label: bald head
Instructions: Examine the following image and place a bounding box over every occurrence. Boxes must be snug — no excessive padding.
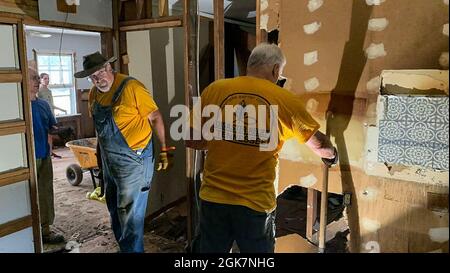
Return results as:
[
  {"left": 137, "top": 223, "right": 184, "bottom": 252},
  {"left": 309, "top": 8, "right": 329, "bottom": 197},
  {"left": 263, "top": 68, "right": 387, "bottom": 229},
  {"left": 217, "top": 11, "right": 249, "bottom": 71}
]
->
[{"left": 246, "top": 43, "right": 286, "bottom": 83}]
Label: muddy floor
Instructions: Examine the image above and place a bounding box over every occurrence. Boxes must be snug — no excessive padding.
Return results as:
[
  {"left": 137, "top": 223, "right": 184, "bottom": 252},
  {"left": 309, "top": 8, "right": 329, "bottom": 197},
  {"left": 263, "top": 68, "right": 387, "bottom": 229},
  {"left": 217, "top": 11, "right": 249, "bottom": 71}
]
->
[{"left": 44, "top": 147, "right": 186, "bottom": 253}]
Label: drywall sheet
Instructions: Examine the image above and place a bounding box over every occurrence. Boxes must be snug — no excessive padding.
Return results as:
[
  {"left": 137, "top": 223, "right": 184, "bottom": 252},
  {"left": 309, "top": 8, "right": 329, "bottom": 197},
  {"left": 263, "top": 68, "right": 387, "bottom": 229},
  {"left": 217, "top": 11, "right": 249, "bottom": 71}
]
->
[
  {"left": 126, "top": 27, "right": 186, "bottom": 216},
  {"left": 277, "top": 0, "right": 449, "bottom": 96}
]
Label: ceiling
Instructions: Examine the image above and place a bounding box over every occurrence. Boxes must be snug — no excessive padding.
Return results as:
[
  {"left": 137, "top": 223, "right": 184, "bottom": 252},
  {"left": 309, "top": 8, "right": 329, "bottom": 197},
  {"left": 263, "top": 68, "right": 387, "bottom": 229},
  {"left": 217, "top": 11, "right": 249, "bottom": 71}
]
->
[{"left": 199, "top": 0, "right": 256, "bottom": 24}]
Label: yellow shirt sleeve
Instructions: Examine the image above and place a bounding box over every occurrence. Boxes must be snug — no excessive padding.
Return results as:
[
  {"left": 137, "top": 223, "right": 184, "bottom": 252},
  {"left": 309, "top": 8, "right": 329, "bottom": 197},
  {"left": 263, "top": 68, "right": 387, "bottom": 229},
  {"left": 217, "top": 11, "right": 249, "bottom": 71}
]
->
[
  {"left": 280, "top": 94, "right": 320, "bottom": 143},
  {"left": 131, "top": 80, "right": 158, "bottom": 117}
]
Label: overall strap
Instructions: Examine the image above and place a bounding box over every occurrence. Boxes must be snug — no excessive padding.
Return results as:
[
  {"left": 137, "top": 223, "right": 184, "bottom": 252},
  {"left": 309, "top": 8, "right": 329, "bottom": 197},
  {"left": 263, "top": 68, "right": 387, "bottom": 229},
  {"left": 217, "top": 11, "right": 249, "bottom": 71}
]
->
[{"left": 111, "top": 77, "right": 135, "bottom": 104}]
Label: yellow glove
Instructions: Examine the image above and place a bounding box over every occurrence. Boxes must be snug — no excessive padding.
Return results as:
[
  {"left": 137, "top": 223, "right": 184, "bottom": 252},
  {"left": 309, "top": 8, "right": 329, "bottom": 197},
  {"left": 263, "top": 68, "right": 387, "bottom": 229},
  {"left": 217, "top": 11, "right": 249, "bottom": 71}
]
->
[
  {"left": 86, "top": 187, "right": 106, "bottom": 203},
  {"left": 157, "top": 146, "right": 175, "bottom": 171}
]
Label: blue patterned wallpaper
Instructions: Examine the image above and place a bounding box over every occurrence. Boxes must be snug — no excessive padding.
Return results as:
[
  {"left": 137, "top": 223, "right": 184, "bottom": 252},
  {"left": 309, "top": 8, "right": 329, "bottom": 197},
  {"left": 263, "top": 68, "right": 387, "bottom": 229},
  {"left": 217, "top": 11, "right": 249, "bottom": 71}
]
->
[{"left": 378, "top": 96, "right": 449, "bottom": 171}]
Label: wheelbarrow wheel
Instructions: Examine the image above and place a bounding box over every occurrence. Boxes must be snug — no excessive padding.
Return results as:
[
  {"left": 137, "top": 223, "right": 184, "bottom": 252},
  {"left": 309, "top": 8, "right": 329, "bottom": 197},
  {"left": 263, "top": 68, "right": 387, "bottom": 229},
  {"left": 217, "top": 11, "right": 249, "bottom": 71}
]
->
[{"left": 66, "top": 164, "right": 83, "bottom": 186}]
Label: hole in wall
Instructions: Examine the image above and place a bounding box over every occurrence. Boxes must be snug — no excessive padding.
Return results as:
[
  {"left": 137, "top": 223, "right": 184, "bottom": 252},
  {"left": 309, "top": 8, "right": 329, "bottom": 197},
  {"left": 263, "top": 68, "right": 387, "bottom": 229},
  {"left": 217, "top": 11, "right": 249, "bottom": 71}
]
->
[{"left": 275, "top": 185, "right": 350, "bottom": 253}]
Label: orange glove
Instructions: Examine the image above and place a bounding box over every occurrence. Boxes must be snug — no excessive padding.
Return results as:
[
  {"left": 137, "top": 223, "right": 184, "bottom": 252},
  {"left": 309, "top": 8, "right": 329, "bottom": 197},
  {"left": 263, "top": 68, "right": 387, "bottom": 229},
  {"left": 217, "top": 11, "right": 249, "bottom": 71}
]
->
[{"left": 157, "top": 146, "right": 176, "bottom": 171}]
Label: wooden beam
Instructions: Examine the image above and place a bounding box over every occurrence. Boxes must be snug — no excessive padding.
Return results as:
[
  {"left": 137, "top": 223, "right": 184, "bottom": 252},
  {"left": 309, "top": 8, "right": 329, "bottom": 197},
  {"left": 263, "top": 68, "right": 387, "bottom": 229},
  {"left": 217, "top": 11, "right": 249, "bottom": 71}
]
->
[
  {"left": 119, "top": 16, "right": 183, "bottom": 31},
  {"left": 18, "top": 20, "right": 42, "bottom": 253},
  {"left": 119, "top": 31, "right": 129, "bottom": 75},
  {"left": 0, "top": 11, "right": 111, "bottom": 32},
  {"left": 101, "top": 32, "right": 115, "bottom": 61},
  {"left": 113, "top": 0, "right": 121, "bottom": 72},
  {"left": 0, "top": 216, "right": 33, "bottom": 238},
  {"left": 159, "top": 0, "right": 169, "bottom": 17},
  {"left": 0, "top": 121, "right": 26, "bottom": 136},
  {"left": 0, "top": 168, "right": 30, "bottom": 188},
  {"left": 0, "top": 14, "right": 20, "bottom": 24},
  {"left": 306, "top": 188, "right": 318, "bottom": 243},
  {"left": 26, "top": 20, "right": 111, "bottom": 33},
  {"left": 0, "top": 71, "right": 22, "bottom": 83},
  {"left": 183, "top": 0, "right": 194, "bottom": 247},
  {"left": 213, "top": 0, "right": 224, "bottom": 80}
]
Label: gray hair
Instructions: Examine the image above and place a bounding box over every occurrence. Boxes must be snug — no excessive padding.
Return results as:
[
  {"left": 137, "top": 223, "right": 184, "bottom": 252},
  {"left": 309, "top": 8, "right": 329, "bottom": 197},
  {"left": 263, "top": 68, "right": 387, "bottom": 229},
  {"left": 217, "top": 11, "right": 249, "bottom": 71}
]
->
[{"left": 247, "top": 43, "right": 286, "bottom": 69}]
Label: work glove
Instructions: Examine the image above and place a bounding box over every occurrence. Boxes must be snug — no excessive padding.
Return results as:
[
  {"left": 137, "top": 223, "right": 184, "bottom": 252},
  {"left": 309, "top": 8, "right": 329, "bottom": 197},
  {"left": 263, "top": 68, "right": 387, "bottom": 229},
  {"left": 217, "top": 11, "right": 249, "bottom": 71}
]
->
[
  {"left": 86, "top": 187, "right": 106, "bottom": 203},
  {"left": 322, "top": 147, "right": 338, "bottom": 167},
  {"left": 157, "top": 146, "right": 176, "bottom": 171}
]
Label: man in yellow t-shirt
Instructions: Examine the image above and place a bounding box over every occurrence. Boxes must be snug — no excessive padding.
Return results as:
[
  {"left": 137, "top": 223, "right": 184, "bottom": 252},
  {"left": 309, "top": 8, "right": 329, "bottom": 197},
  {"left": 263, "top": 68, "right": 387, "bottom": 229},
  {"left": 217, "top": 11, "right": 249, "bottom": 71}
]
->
[
  {"left": 74, "top": 52, "right": 174, "bottom": 253},
  {"left": 187, "top": 43, "right": 338, "bottom": 253}
]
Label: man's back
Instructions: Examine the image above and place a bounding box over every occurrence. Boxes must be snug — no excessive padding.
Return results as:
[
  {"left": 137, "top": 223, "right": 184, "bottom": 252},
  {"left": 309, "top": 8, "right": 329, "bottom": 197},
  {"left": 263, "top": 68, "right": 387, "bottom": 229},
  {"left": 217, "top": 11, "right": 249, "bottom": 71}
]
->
[{"left": 199, "top": 76, "right": 319, "bottom": 213}]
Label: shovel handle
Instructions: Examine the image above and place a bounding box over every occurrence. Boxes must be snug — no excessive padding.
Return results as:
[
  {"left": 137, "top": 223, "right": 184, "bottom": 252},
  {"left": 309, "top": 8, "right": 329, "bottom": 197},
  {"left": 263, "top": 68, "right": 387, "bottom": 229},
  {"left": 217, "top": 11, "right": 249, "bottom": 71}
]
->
[{"left": 318, "top": 111, "right": 333, "bottom": 253}]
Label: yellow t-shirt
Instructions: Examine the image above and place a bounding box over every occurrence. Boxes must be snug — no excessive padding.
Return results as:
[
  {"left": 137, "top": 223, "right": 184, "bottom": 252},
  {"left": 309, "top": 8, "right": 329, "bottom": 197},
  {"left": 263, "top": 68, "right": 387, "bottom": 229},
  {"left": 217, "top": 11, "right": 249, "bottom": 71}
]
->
[
  {"left": 89, "top": 73, "right": 158, "bottom": 150},
  {"left": 199, "top": 76, "right": 320, "bottom": 213}
]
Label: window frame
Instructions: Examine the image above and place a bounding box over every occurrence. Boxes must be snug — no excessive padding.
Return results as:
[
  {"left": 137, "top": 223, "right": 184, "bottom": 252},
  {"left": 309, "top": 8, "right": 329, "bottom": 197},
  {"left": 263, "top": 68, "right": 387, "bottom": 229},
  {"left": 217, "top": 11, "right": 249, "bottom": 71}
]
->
[{"left": 33, "top": 49, "right": 77, "bottom": 116}]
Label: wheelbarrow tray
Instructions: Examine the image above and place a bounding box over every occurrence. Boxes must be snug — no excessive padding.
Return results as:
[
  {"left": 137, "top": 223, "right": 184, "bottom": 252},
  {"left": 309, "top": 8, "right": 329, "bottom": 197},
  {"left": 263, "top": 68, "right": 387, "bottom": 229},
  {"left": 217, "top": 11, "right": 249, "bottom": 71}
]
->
[{"left": 65, "top": 138, "right": 98, "bottom": 169}]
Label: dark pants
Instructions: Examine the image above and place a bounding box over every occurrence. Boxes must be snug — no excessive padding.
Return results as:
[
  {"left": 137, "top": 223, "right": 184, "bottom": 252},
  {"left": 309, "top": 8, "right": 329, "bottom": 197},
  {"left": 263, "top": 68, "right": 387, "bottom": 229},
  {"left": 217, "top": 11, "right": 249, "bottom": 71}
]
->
[
  {"left": 193, "top": 200, "right": 275, "bottom": 253},
  {"left": 36, "top": 156, "right": 55, "bottom": 232}
]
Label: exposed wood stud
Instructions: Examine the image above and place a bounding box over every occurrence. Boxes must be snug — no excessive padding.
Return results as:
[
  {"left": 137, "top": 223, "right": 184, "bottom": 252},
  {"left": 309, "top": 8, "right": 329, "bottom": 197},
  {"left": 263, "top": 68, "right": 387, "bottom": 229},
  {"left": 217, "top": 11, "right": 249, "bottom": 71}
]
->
[{"left": 213, "top": 0, "right": 224, "bottom": 80}]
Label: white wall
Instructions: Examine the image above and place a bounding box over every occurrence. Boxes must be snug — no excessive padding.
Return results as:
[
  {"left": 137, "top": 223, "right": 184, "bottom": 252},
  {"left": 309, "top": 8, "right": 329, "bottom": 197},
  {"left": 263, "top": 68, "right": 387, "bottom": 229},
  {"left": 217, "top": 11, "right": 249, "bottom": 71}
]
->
[
  {"left": 127, "top": 27, "right": 186, "bottom": 216},
  {"left": 38, "top": 0, "right": 112, "bottom": 28},
  {"left": 26, "top": 30, "right": 101, "bottom": 90}
]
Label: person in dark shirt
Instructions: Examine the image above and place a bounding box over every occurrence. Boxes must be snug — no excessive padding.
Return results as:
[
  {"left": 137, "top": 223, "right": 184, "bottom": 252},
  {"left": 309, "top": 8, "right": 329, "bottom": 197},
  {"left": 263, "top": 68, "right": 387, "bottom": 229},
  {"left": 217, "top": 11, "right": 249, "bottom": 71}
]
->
[{"left": 28, "top": 68, "right": 65, "bottom": 244}]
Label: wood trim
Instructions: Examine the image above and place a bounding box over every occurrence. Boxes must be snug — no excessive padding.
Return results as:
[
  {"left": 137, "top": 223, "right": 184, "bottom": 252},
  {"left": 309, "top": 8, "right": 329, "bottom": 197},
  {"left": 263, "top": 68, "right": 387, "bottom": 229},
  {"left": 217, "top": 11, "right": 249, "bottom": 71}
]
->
[
  {"left": 18, "top": 21, "right": 42, "bottom": 253},
  {"left": 0, "top": 168, "right": 30, "bottom": 188},
  {"left": 0, "top": 13, "right": 21, "bottom": 24},
  {"left": 183, "top": 0, "right": 194, "bottom": 246},
  {"left": 0, "top": 215, "right": 33, "bottom": 238},
  {"left": 0, "top": 121, "right": 26, "bottom": 136},
  {"left": 0, "top": 71, "right": 22, "bottom": 83},
  {"left": 113, "top": 0, "right": 121, "bottom": 72},
  {"left": 213, "top": 0, "right": 224, "bottom": 80},
  {"left": 25, "top": 20, "right": 111, "bottom": 33},
  {"left": 0, "top": 11, "right": 111, "bottom": 32},
  {"left": 119, "top": 16, "right": 183, "bottom": 31}
]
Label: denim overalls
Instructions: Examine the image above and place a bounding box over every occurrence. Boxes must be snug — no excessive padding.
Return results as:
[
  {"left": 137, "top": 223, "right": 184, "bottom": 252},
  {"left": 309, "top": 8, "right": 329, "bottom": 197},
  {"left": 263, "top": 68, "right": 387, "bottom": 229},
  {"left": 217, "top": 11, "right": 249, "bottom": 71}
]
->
[{"left": 93, "top": 77, "right": 154, "bottom": 253}]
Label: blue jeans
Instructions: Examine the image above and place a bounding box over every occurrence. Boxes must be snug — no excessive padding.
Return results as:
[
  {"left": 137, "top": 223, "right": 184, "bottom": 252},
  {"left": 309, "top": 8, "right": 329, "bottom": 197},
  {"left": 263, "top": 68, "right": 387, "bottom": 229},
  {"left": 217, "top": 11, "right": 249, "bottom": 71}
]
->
[{"left": 193, "top": 200, "right": 276, "bottom": 253}]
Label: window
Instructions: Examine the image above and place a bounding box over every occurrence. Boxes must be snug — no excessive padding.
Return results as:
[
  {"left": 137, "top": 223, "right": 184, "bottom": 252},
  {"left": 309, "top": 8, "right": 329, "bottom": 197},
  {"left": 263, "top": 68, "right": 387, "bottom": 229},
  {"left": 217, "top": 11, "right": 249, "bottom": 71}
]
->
[{"left": 35, "top": 51, "right": 76, "bottom": 116}]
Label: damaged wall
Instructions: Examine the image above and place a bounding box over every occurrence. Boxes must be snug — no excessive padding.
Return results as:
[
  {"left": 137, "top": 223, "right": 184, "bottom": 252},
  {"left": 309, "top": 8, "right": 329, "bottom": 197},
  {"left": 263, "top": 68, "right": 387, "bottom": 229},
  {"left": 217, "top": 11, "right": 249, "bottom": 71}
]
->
[{"left": 261, "top": 0, "right": 449, "bottom": 252}]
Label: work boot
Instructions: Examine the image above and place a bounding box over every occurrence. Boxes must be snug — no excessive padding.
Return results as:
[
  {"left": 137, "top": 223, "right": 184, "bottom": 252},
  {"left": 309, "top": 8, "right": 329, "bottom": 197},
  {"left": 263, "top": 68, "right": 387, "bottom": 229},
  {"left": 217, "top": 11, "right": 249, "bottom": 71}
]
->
[{"left": 43, "top": 231, "right": 66, "bottom": 244}]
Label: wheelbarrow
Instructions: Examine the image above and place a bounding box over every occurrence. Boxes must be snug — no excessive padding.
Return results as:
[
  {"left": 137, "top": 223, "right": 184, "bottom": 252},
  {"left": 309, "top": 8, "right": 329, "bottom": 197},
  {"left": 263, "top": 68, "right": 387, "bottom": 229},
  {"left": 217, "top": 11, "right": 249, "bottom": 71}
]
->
[{"left": 65, "top": 138, "right": 104, "bottom": 196}]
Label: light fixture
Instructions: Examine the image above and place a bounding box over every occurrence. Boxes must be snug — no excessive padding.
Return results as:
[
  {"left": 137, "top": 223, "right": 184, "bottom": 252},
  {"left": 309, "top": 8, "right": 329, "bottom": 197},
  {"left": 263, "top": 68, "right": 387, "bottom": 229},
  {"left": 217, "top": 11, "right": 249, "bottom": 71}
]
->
[{"left": 29, "top": 31, "right": 52, "bottom": 38}]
